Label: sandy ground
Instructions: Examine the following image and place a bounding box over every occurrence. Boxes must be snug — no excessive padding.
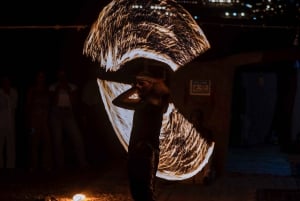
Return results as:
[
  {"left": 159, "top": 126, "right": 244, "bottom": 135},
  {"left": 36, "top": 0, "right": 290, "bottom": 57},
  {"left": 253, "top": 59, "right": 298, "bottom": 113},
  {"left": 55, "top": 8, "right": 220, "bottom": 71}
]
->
[
  {"left": 0, "top": 159, "right": 134, "bottom": 201},
  {"left": 1, "top": 157, "right": 299, "bottom": 201}
]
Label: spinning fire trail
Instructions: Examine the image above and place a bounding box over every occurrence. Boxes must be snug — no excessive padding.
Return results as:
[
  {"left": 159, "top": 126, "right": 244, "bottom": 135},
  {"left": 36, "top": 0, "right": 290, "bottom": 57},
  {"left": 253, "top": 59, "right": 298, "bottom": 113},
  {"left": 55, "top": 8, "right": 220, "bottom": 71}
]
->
[{"left": 83, "top": 0, "right": 214, "bottom": 180}]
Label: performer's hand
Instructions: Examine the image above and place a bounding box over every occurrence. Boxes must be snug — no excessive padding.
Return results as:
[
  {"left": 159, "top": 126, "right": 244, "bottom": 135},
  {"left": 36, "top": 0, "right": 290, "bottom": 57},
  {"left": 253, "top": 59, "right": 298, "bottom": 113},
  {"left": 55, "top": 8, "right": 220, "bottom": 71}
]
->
[{"left": 112, "top": 86, "right": 141, "bottom": 110}]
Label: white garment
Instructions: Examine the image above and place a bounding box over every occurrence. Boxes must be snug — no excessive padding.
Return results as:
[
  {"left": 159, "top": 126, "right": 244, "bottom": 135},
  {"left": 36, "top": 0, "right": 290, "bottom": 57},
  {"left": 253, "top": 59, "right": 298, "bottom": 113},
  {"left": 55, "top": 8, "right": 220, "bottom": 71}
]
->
[
  {"left": 0, "top": 88, "right": 18, "bottom": 168},
  {"left": 49, "top": 83, "right": 77, "bottom": 107},
  {"left": 49, "top": 82, "right": 87, "bottom": 167}
]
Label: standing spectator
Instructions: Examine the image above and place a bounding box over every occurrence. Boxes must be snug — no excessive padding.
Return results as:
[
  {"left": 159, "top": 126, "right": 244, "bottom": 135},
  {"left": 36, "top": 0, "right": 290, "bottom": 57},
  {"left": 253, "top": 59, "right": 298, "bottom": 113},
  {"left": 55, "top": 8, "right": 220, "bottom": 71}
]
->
[
  {"left": 49, "top": 68, "right": 87, "bottom": 169},
  {"left": 0, "top": 75, "right": 18, "bottom": 168},
  {"left": 25, "top": 71, "right": 52, "bottom": 171}
]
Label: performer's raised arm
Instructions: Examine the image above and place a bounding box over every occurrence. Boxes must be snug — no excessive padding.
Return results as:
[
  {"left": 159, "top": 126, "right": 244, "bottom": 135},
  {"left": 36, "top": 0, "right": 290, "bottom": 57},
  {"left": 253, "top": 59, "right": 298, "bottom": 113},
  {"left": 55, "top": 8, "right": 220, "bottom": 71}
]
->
[{"left": 112, "top": 86, "right": 141, "bottom": 110}]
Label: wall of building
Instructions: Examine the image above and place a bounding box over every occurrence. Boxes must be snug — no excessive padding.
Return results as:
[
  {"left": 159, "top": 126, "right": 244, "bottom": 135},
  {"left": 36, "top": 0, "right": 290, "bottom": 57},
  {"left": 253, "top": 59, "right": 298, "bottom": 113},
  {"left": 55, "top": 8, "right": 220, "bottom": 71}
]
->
[{"left": 170, "top": 48, "right": 300, "bottom": 178}]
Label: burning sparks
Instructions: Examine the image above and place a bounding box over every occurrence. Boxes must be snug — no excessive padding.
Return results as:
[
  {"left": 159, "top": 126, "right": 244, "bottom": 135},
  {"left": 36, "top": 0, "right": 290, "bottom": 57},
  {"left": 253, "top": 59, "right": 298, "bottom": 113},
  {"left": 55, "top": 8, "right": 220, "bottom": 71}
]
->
[
  {"left": 84, "top": 0, "right": 214, "bottom": 180},
  {"left": 158, "top": 105, "right": 214, "bottom": 180},
  {"left": 83, "top": 0, "right": 210, "bottom": 71}
]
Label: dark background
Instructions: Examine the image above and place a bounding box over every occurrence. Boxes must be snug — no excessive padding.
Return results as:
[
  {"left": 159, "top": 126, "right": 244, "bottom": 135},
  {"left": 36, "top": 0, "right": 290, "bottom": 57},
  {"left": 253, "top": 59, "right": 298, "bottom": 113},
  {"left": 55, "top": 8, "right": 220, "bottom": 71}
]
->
[
  {"left": 0, "top": 0, "right": 299, "bottom": 168},
  {"left": 0, "top": 0, "right": 120, "bottom": 168},
  {"left": 0, "top": 0, "right": 109, "bottom": 81}
]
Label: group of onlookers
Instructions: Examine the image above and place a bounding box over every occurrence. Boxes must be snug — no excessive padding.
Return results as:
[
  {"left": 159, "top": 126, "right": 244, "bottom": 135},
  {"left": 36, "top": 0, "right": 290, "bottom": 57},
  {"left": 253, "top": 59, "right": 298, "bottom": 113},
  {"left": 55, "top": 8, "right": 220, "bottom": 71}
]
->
[{"left": 0, "top": 68, "right": 89, "bottom": 171}]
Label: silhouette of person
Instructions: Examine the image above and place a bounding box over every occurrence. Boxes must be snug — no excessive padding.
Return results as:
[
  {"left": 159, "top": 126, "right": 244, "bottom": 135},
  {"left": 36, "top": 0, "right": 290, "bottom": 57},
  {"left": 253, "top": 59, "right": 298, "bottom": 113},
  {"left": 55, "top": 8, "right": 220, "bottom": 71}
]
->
[
  {"left": 25, "top": 71, "right": 52, "bottom": 171},
  {"left": 113, "top": 70, "right": 170, "bottom": 201},
  {"left": 190, "top": 109, "right": 215, "bottom": 184},
  {"left": 49, "top": 68, "right": 87, "bottom": 169},
  {"left": 0, "top": 75, "right": 18, "bottom": 168}
]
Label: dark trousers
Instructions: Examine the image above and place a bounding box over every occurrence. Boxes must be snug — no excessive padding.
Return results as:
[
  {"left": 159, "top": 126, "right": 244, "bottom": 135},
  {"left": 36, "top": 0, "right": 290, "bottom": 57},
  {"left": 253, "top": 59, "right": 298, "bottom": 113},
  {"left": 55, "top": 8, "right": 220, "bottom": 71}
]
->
[{"left": 128, "top": 142, "right": 159, "bottom": 201}]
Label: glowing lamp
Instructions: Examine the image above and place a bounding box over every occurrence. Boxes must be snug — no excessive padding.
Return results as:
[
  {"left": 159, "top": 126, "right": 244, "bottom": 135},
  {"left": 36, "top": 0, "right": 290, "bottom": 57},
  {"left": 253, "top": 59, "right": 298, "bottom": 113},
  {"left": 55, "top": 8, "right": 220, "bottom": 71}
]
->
[{"left": 72, "top": 194, "right": 86, "bottom": 201}]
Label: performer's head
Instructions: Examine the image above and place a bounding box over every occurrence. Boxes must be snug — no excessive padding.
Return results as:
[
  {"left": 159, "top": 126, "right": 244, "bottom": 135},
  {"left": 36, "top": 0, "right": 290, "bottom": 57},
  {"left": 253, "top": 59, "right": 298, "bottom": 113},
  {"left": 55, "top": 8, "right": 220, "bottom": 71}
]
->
[
  {"left": 135, "top": 71, "right": 170, "bottom": 103},
  {"left": 135, "top": 71, "right": 156, "bottom": 99}
]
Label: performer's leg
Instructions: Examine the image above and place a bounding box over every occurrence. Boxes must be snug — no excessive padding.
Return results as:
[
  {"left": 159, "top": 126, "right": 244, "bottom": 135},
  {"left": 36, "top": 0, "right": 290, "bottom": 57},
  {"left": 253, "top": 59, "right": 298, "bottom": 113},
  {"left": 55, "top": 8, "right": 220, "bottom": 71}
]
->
[{"left": 128, "top": 143, "right": 159, "bottom": 201}]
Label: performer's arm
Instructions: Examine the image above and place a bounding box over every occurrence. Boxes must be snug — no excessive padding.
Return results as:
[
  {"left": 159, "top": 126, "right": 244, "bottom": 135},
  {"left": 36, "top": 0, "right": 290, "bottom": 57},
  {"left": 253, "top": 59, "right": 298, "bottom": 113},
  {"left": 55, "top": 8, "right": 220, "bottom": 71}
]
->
[{"left": 112, "top": 86, "right": 141, "bottom": 110}]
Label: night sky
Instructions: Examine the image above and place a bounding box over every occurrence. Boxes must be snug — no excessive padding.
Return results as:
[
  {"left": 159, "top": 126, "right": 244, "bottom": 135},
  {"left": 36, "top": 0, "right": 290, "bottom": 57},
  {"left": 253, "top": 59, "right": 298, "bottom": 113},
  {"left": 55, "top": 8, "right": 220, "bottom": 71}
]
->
[
  {"left": 0, "top": 1, "right": 298, "bottom": 85},
  {"left": 0, "top": 1, "right": 111, "bottom": 84}
]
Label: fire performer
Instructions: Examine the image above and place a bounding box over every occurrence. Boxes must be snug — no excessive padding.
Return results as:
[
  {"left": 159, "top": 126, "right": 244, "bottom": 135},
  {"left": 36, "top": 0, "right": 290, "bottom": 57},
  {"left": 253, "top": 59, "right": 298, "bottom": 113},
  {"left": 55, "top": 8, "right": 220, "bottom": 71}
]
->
[
  {"left": 83, "top": 0, "right": 214, "bottom": 181},
  {"left": 112, "top": 70, "right": 170, "bottom": 201}
]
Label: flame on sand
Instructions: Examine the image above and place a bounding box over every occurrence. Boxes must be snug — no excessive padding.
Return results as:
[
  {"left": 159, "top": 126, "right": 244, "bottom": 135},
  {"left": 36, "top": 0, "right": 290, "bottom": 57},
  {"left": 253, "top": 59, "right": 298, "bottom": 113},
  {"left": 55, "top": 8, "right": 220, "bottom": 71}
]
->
[{"left": 84, "top": 0, "right": 214, "bottom": 180}]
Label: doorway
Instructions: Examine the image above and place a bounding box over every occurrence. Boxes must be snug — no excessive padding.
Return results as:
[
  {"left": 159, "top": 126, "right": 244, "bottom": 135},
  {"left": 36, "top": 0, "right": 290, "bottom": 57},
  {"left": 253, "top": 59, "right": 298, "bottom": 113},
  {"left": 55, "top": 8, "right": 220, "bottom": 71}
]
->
[{"left": 227, "top": 61, "right": 299, "bottom": 176}]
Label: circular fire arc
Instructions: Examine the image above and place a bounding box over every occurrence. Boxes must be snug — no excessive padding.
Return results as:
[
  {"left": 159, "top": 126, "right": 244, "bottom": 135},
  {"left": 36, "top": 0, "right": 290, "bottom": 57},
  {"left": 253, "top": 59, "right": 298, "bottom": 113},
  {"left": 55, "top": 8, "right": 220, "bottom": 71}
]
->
[{"left": 84, "top": 0, "right": 214, "bottom": 180}]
